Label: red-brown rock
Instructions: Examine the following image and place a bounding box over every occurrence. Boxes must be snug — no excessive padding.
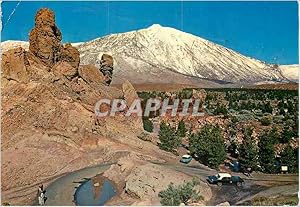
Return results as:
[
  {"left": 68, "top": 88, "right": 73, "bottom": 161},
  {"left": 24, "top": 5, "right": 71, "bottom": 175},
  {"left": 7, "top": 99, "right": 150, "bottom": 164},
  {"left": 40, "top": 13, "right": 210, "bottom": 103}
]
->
[
  {"left": 60, "top": 43, "right": 80, "bottom": 69},
  {"left": 29, "top": 8, "right": 62, "bottom": 67},
  {"left": 78, "top": 64, "right": 105, "bottom": 85},
  {"left": 1, "top": 47, "right": 30, "bottom": 83},
  {"left": 52, "top": 61, "right": 78, "bottom": 79}
]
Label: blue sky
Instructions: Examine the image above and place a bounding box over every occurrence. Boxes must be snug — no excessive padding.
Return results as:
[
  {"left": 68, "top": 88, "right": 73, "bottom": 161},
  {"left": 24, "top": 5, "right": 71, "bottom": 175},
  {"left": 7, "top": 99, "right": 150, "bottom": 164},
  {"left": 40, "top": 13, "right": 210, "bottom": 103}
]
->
[{"left": 1, "top": 1, "right": 298, "bottom": 64}]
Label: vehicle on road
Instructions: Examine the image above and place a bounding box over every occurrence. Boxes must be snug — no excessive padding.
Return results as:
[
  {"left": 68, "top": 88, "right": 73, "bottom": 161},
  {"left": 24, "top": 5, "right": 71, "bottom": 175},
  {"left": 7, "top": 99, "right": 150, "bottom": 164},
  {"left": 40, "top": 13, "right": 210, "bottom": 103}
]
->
[
  {"left": 207, "top": 172, "right": 244, "bottom": 186},
  {"left": 180, "top": 154, "right": 192, "bottom": 164}
]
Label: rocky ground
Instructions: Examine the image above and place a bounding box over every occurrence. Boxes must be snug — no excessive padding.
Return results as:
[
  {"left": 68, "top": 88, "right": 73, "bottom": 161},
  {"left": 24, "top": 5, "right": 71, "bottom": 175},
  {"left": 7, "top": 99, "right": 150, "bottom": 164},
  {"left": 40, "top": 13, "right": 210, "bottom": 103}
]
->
[{"left": 1, "top": 8, "right": 212, "bottom": 206}]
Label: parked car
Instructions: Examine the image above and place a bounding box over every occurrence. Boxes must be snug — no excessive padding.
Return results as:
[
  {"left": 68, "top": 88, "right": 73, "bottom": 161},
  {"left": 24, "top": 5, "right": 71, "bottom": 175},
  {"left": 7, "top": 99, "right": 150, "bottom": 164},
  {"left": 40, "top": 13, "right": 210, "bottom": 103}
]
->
[
  {"left": 207, "top": 173, "right": 244, "bottom": 186},
  {"left": 180, "top": 154, "right": 192, "bottom": 164}
]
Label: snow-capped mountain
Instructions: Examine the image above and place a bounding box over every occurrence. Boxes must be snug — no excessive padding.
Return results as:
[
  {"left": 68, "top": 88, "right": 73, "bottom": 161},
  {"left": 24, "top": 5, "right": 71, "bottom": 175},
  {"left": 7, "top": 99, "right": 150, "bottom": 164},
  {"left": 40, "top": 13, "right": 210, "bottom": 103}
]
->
[
  {"left": 279, "top": 65, "right": 299, "bottom": 83},
  {"left": 77, "top": 24, "right": 285, "bottom": 84},
  {"left": 1, "top": 25, "right": 294, "bottom": 85}
]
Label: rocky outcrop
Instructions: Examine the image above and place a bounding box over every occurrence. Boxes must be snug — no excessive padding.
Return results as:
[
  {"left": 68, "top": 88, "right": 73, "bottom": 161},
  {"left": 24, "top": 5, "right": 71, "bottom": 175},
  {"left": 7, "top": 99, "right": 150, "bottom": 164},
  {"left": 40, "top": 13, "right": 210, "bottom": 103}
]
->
[
  {"left": 29, "top": 8, "right": 79, "bottom": 69},
  {"left": 1, "top": 47, "right": 30, "bottom": 83},
  {"left": 125, "top": 162, "right": 211, "bottom": 204},
  {"left": 122, "top": 80, "right": 138, "bottom": 107},
  {"left": 52, "top": 61, "right": 77, "bottom": 80},
  {"left": 103, "top": 152, "right": 212, "bottom": 205},
  {"left": 29, "top": 8, "right": 62, "bottom": 67},
  {"left": 99, "top": 54, "right": 113, "bottom": 85},
  {"left": 59, "top": 43, "right": 80, "bottom": 69},
  {"left": 78, "top": 64, "right": 105, "bottom": 86},
  {"left": 122, "top": 80, "right": 143, "bottom": 130}
]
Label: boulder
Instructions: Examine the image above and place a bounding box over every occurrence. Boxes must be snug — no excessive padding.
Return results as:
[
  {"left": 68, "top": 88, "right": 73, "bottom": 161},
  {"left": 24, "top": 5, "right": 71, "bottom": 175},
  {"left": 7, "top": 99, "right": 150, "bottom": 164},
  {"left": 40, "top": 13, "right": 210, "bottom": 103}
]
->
[
  {"left": 59, "top": 43, "right": 80, "bottom": 69},
  {"left": 1, "top": 47, "right": 30, "bottom": 83},
  {"left": 122, "top": 80, "right": 139, "bottom": 107},
  {"left": 124, "top": 163, "right": 212, "bottom": 201},
  {"left": 29, "top": 8, "right": 62, "bottom": 67},
  {"left": 52, "top": 61, "right": 77, "bottom": 79},
  {"left": 217, "top": 201, "right": 230, "bottom": 206},
  {"left": 99, "top": 54, "right": 113, "bottom": 85},
  {"left": 78, "top": 64, "right": 105, "bottom": 86}
]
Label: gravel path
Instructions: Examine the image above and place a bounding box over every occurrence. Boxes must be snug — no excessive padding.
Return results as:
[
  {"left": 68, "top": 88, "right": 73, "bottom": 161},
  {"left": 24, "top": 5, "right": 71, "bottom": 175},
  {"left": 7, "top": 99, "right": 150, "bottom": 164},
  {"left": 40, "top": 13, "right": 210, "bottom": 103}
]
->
[{"left": 41, "top": 163, "right": 113, "bottom": 206}]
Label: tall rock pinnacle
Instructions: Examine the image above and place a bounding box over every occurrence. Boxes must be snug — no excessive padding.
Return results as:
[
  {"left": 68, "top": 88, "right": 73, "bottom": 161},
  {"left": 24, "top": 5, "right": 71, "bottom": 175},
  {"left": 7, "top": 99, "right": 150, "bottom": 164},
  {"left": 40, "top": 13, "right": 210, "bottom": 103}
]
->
[
  {"left": 29, "top": 8, "right": 62, "bottom": 66},
  {"left": 29, "top": 8, "right": 79, "bottom": 69}
]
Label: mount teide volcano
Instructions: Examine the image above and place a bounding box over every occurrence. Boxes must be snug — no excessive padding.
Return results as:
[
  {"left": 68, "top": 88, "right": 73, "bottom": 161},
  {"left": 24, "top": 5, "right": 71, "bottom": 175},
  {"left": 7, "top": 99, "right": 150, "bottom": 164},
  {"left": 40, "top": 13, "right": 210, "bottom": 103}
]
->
[
  {"left": 77, "top": 24, "right": 285, "bottom": 85},
  {"left": 1, "top": 24, "right": 290, "bottom": 86}
]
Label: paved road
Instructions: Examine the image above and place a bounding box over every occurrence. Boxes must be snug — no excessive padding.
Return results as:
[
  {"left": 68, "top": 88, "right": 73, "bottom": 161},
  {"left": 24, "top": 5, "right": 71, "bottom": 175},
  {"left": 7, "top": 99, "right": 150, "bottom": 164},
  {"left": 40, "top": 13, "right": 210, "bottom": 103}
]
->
[{"left": 40, "top": 163, "right": 113, "bottom": 206}]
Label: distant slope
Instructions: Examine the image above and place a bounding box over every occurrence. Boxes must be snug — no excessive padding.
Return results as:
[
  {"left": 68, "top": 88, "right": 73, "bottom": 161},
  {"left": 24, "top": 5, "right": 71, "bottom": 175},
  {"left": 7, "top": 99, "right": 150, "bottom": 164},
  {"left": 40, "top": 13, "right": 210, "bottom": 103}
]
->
[
  {"left": 1, "top": 40, "right": 29, "bottom": 53},
  {"left": 279, "top": 65, "right": 299, "bottom": 82}
]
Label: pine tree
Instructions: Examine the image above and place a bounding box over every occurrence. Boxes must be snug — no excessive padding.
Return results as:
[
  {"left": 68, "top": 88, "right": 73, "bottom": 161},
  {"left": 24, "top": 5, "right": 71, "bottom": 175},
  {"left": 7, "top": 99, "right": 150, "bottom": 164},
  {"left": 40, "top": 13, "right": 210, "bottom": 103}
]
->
[
  {"left": 280, "top": 126, "right": 293, "bottom": 143},
  {"left": 280, "top": 145, "right": 298, "bottom": 173},
  {"left": 177, "top": 119, "right": 187, "bottom": 137},
  {"left": 159, "top": 122, "right": 181, "bottom": 152},
  {"left": 258, "top": 128, "right": 277, "bottom": 173},
  {"left": 189, "top": 124, "right": 226, "bottom": 169},
  {"left": 239, "top": 127, "right": 258, "bottom": 171}
]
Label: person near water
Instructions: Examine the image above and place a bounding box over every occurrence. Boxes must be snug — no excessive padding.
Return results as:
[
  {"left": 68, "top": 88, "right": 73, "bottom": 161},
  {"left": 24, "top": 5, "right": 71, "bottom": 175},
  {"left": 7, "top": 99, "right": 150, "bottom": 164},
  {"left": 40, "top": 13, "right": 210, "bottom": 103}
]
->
[{"left": 37, "top": 185, "right": 47, "bottom": 205}]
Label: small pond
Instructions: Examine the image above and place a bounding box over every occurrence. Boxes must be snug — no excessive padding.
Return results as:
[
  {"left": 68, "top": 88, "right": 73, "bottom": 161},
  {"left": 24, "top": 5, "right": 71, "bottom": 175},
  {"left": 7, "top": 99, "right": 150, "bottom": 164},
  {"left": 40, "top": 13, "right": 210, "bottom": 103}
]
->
[{"left": 74, "top": 178, "right": 117, "bottom": 206}]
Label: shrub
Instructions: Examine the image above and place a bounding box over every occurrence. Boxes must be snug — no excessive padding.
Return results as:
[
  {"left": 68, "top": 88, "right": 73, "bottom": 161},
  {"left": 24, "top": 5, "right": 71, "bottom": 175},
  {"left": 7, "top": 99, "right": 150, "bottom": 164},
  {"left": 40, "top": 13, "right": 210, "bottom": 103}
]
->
[
  {"left": 260, "top": 116, "right": 272, "bottom": 126},
  {"left": 159, "top": 179, "right": 202, "bottom": 206}
]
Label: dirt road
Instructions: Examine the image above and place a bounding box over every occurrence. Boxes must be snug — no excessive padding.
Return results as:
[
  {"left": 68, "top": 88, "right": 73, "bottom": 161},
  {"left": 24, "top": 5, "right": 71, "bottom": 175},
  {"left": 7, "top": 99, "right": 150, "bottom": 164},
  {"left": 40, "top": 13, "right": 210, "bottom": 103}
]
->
[{"left": 158, "top": 162, "right": 298, "bottom": 205}]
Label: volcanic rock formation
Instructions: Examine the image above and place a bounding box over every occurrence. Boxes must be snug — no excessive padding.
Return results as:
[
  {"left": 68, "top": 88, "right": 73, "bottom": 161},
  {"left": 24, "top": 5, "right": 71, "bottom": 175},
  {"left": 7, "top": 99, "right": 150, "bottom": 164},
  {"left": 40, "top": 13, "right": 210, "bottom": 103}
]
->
[
  {"left": 1, "top": 47, "right": 30, "bottom": 83},
  {"left": 29, "top": 8, "right": 79, "bottom": 69},
  {"left": 29, "top": 8, "right": 62, "bottom": 67},
  {"left": 99, "top": 54, "right": 114, "bottom": 85}
]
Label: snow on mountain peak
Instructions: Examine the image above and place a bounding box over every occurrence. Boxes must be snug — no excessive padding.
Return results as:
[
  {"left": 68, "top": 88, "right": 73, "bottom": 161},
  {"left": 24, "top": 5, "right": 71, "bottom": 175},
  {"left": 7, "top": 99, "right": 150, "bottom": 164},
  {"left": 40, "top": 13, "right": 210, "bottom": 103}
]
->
[
  {"left": 147, "top": 24, "right": 163, "bottom": 30},
  {"left": 75, "top": 25, "right": 286, "bottom": 83}
]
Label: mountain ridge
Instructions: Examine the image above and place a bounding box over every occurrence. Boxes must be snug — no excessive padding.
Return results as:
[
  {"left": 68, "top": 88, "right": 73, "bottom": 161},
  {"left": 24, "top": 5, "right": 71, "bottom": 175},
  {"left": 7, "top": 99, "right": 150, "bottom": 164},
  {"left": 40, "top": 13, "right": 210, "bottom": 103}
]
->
[{"left": 2, "top": 24, "right": 298, "bottom": 84}]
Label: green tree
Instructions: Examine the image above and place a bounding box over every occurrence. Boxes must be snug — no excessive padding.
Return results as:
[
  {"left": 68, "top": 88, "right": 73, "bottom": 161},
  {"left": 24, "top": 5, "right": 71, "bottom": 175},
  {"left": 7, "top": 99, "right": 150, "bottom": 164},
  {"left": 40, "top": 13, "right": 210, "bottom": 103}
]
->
[
  {"left": 159, "top": 180, "right": 202, "bottom": 206},
  {"left": 280, "top": 145, "right": 298, "bottom": 173},
  {"left": 258, "top": 128, "right": 277, "bottom": 173},
  {"left": 280, "top": 126, "right": 293, "bottom": 143},
  {"left": 213, "top": 103, "right": 228, "bottom": 116},
  {"left": 189, "top": 124, "right": 226, "bottom": 169},
  {"left": 239, "top": 127, "right": 258, "bottom": 171},
  {"left": 177, "top": 119, "right": 187, "bottom": 137},
  {"left": 263, "top": 102, "right": 273, "bottom": 114},
  {"left": 142, "top": 117, "right": 154, "bottom": 132},
  {"left": 159, "top": 122, "right": 181, "bottom": 152}
]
